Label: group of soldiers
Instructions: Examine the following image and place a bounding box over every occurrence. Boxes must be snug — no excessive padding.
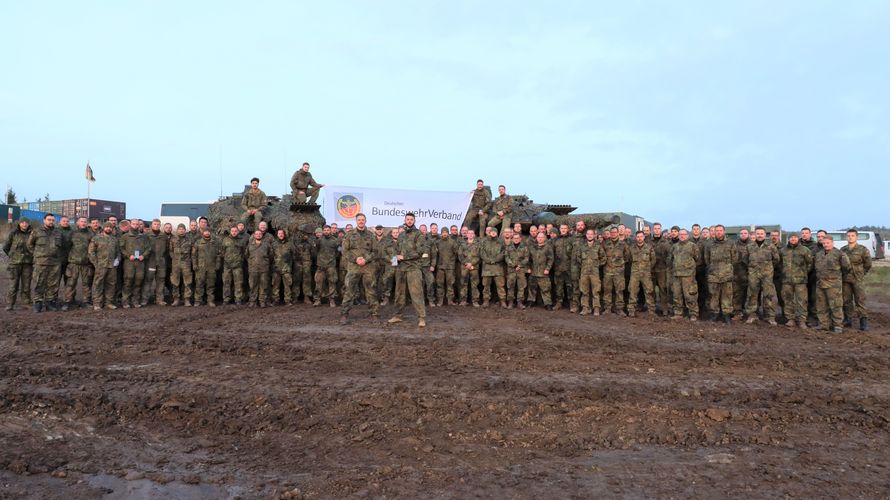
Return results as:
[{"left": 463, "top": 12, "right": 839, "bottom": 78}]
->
[{"left": 3, "top": 175, "right": 873, "bottom": 334}]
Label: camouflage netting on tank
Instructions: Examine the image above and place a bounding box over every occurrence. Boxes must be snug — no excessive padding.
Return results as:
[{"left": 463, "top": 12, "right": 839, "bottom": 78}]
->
[
  {"left": 206, "top": 195, "right": 326, "bottom": 237},
  {"left": 501, "top": 195, "right": 619, "bottom": 231}
]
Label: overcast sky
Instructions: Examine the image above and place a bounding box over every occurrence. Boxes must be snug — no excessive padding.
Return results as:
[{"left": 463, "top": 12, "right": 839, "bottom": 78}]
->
[{"left": 2, "top": 1, "right": 887, "bottom": 229}]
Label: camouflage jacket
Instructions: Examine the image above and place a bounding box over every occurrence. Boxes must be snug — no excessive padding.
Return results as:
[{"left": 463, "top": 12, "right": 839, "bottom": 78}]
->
[
  {"left": 574, "top": 240, "right": 605, "bottom": 275},
  {"left": 28, "top": 225, "right": 65, "bottom": 266},
  {"left": 780, "top": 243, "right": 813, "bottom": 285},
  {"left": 342, "top": 228, "right": 376, "bottom": 273},
  {"left": 120, "top": 230, "right": 152, "bottom": 263},
  {"left": 670, "top": 240, "right": 699, "bottom": 277},
  {"left": 396, "top": 226, "right": 425, "bottom": 271},
  {"left": 66, "top": 227, "right": 93, "bottom": 265},
  {"left": 3, "top": 225, "right": 33, "bottom": 265},
  {"left": 470, "top": 187, "right": 491, "bottom": 211},
  {"left": 271, "top": 238, "right": 294, "bottom": 273},
  {"left": 491, "top": 194, "right": 513, "bottom": 216},
  {"left": 169, "top": 234, "right": 194, "bottom": 266},
  {"left": 552, "top": 236, "right": 574, "bottom": 273},
  {"left": 733, "top": 238, "right": 751, "bottom": 280},
  {"left": 315, "top": 235, "right": 340, "bottom": 268},
  {"left": 245, "top": 238, "right": 272, "bottom": 272},
  {"left": 458, "top": 240, "right": 481, "bottom": 270},
  {"left": 294, "top": 237, "right": 313, "bottom": 266},
  {"left": 505, "top": 242, "right": 530, "bottom": 272},
  {"left": 221, "top": 234, "right": 245, "bottom": 270},
  {"left": 436, "top": 237, "right": 459, "bottom": 270},
  {"left": 192, "top": 236, "right": 221, "bottom": 271},
  {"left": 842, "top": 244, "right": 872, "bottom": 283},
  {"left": 629, "top": 242, "right": 656, "bottom": 274},
  {"left": 603, "top": 239, "right": 630, "bottom": 273},
  {"left": 704, "top": 238, "right": 737, "bottom": 283},
  {"left": 528, "top": 243, "right": 554, "bottom": 277},
  {"left": 814, "top": 249, "right": 850, "bottom": 289},
  {"left": 480, "top": 237, "right": 506, "bottom": 277},
  {"left": 290, "top": 170, "right": 320, "bottom": 191},
  {"left": 747, "top": 240, "right": 780, "bottom": 280},
  {"left": 652, "top": 235, "right": 672, "bottom": 272},
  {"left": 145, "top": 230, "right": 169, "bottom": 270},
  {"left": 240, "top": 188, "right": 267, "bottom": 211},
  {"left": 375, "top": 236, "right": 397, "bottom": 264},
  {"left": 89, "top": 233, "right": 121, "bottom": 269}
]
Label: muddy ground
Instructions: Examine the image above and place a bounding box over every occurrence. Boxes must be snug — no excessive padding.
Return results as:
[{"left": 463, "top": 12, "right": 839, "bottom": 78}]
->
[{"left": 1, "top": 269, "right": 889, "bottom": 498}]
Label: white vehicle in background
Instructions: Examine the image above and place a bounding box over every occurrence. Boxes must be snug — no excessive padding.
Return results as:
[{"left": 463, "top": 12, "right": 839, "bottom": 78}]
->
[
  {"left": 824, "top": 230, "right": 884, "bottom": 259},
  {"left": 159, "top": 201, "right": 213, "bottom": 229}
]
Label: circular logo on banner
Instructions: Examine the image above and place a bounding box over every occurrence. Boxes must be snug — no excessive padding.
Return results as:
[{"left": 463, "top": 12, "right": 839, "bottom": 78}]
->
[{"left": 336, "top": 195, "right": 362, "bottom": 219}]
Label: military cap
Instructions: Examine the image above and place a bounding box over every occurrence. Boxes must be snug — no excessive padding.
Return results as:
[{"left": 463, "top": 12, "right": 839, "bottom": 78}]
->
[{"left": 375, "top": 224, "right": 384, "bottom": 230}]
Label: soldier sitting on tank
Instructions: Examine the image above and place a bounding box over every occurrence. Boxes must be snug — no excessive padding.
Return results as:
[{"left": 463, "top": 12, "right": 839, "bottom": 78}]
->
[
  {"left": 240, "top": 177, "right": 267, "bottom": 231},
  {"left": 290, "top": 162, "right": 324, "bottom": 204}
]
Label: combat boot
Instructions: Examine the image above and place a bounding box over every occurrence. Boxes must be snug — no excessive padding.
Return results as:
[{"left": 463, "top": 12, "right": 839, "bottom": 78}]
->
[
  {"left": 860, "top": 318, "right": 869, "bottom": 331},
  {"left": 579, "top": 307, "right": 590, "bottom": 316},
  {"left": 4, "top": 304, "right": 13, "bottom": 312},
  {"left": 481, "top": 300, "right": 489, "bottom": 308},
  {"left": 171, "top": 299, "right": 181, "bottom": 306},
  {"left": 843, "top": 317, "right": 853, "bottom": 327},
  {"left": 569, "top": 305, "right": 578, "bottom": 314},
  {"left": 313, "top": 299, "right": 321, "bottom": 307},
  {"left": 627, "top": 310, "right": 636, "bottom": 318},
  {"left": 517, "top": 302, "right": 526, "bottom": 310},
  {"left": 339, "top": 314, "right": 349, "bottom": 325},
  {"left": 329, "top": 298, "right": 336, "bottom": 308},
  {"left": 832, "top": 326, "right": 843, "bottom": 334},
  {"left": 593, "top": 308, "right": 601, "bottom": 316},
  {"left": 387, "top": 315, "right": 403, "bottom": 324},
  {"left": 380, "top": 297, "right": 389, "bottom": 307},
  {"left": 418, "top": 318, "right": 426, "bottom": 328},
  {"left": 500, "top": 301, "right": 507, "bottom": 309},
  {"left": 745, "top": 317, "right": 756, "bottom": 324},
  {"left": 33, "top": 302, "right": 43, "bottom": 313},
  {"left": 60, "top": 302, "right": 70, "bottom": 312},
  {"left": 723, "top": 316, "right": 732, "bottom": 325},
  {"left": 768, "top": 319, "right": 778, "bottom": 326}
]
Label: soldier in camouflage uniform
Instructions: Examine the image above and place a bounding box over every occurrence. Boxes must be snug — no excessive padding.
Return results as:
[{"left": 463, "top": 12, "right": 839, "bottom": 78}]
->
[
  {"left": 480, "top": 227, "right": 507, "bottom": 308},
  {"left": 221, "top": 226, "right": 245, "bottom": 305},
  {"left": 142, "top": 219, "right": 169, "bottom": 306},
  {"left": 119, "top": 219, "right": 151, "bottom": 308},
  {"left": 628, "top": 230, "right": 656, "bottom": 317},
  {"left": 388, "top": 213, "right": 428, "bottom": 327},
  {"left": 314, "top": 225, "right": 340, "bottom": 307},
  {"left": 89, "top": 222, "right": 121, "bottom": 310},
  {"left": 464, "top": 179, "right": 491, "bottom": 235},
  {"left": 842, "top": 229, "right": 872, "bottom": 331},
  {"left": 814, "top": 237, "right": 851, "bottom": 333},
  {"left": 690, "top": 224, "right": 709, "bottom": 316},
  {"left": 551, "top": 224, "right": 574, "bottom": 311},
  {"left": 419, "top": 225, "right": 438, "bottom": 306},
  {"left": 3, "top": 218, "right": 33, "bottom": 311},
  {"left": 487, "top": 184, "right": 513, "bottom": 231},
  {"left": 192, "top": 229, "right": 220, "bottom": 306},
  {"left": 293, "top": 231, "right": 315, "bottom": 304},
  {"left": 240, "top": 177, "right": 267, "bottom": 230},
  {"left": 528, "top": 232, "right": 554, "bottom": 309},
  {"left": 28, "top": 213, "right": 65, "bottom": 312},
  {"left": 603, "top": 227, "right": 631, "bottom": 316},
  {"left": 290, "top": 162, "right": 324, "bottom": 204},
  {"left": 780, "top": 233, "right": 813, "bottom": 328},
  {"left": 270, "top": 229, "right": 295, "bottom": 305},
  {"left": 575, "top": 228, "right": 605, "bottom": 316},
  {"left": 435, "top": 228, "right": 459, "bottom": 306},
  {"left": 339, "top": 214, "right": 379, "bottom": 323},
  {"left": 745, "top": 228, "right": 780, "bottom": 325},
  {"left": 798, "top": 227, "right": 819, "bottom": 323},
  {"left": 62, "top": 217, "right": 93, "bottom": 310},
  {"left": 505, "top": 231, "right": 530, "bottom": 309},
  {"left": 245, "top": 229, "right": 272, "bottom": 307},
  {"left": 651, "top": 223, "right": 672, "bottom": 315},
  {"left": 168, "top": 224, "right": 195, "bottom": 306},
  {"left": 770, "top": 230, "right": 785, "bottom": 320},
  {"left": 457, "top": 230, "right": 482, "bottom": 307},
  {"left": 669, "top": 229, "right": 700, "bottom": 320},
  {"left": 704, "top": 224, "right": 737, "bottom": 323},
  {"left": 732, "top": 229, "right": 751, "bottom": 317}
]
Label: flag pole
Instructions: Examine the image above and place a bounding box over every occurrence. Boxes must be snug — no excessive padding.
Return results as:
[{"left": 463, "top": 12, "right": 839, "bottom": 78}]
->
[{"left": 86, "top": 160, "right": 91, "bottom": 219}]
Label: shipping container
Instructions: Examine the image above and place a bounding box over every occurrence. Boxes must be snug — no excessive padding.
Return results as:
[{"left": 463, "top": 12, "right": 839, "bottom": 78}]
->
[
  {"left": 78, "top": 199, "right": 126, "bottom": 220},
  {"left": 21, "top": 209, "right": 49, "bottom": 222},
  {"left": 1, "top": 204, "right": 21, "bottom": 223}
]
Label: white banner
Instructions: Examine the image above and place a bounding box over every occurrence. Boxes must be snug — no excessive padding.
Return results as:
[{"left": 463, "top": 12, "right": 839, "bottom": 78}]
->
[{"left": 322, "top": 185, "right": 473, "bottom": 229}]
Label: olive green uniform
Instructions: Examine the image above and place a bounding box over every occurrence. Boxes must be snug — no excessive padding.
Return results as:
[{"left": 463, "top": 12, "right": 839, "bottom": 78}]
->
[
  {"left": 732, "top": 238, "right": 750, "bottom": 315},
  {"left": 240, "top": 188, "right": 267, "bottom": 229},
  {"left": 603, "top": 239, "right": 630, "bottom": 313},
  {"left": 465, "top": 187, "right": 491, "bottom": 234},
  {"left": 168, "top": 234, "right": 195, "bottom": 305},
  {"left": 119, "top": 229, "right": 152, "bottom": 307},
  {"left": 28, "top": 224, "right": 65, "bottom": 307},
  {"left": 143, "top": 230, "right": 169, "bottom": 305},
  {"left": 246, "top": 237, "right": 273, "bottom": 306},
  {"left": 89, "top": 232, "right": 121, "bottom": 308},
  {"left": 290, "top": 170, "right": 322, "bottom": 204},
  {"left": 780, "top": 243, "right": 813, "bottom": 325},
  {"left": 704, "top": 238, "right": 737, "bottom": 317},
  {"left": 745, "top": 240, "right": 780, "bottom": 321},
  {"left": 221, "top": 234, "right": 245, "bottom": 303},
  {"left": 63, "top": 227, "right": 93, "bottom": 306},
  {"left": 552, "top": 235, "right": 574, "bottom": 308},
  {"left": 435, "top": 236, "right": 459, "bottom": 305},
  {"left": 574, "top": 239, "right": 605, "bottom": 313},
  {"left": 814, "top": 248, "right": 851, "bottom": 330},
  {"left": 652, "top": 235, "right": 672, "bottom": 313},
  {"left": 3, "top": 223, "right": 33, "bottom": 308},
  {"left": 192, "top": 235, "right": 221, "bottom": 305},
  {"left": 393, "top": 225, "right": 426, "bottom": 319},
  {"left": 487, "top": 194, "right": 513, "bottom": 230},
  {"left": 842, "top": 244, "right": 871, "bottom": 321},
  {"left": 628, "top": 241, "right": 656, "bottom": 315},
  {"left": 505, "top": 240, "right": 530, "bottom": 306},
  {"left": 341, "top": 227, "right": 379, "bottom": 316},
  {"left": 457, "top": 239, "right": 482, "bottom": 305},
  {"left": 528, "top": 242, "right": 554, "bottom": 306},
  {"left": 669, "top": 240, "right": 700, "bottom": 318},
  {"left": 314, "top": 235, "right": 340, "bottom": 304},
  {"left": 480, "top": 235, "right": 506, "bottom": 305}
]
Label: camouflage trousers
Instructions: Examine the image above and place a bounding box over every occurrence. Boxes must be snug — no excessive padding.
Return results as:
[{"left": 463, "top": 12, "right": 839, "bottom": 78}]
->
[
  {"left": 377, "top": 262, "right": 395, "bottom": 302},
  {"left": 240, "top": 209, "right": 264, "bottom": 232},
  {"left": 142, "top": 266, "right": 167, "bottom": 305},
  {"left": 272, "top": 270, "right": 293, "bottom": 304},
  {"left": 782, "top": 283, "right": 808, "bottom": 324},
  {"left": 732, "top": 275, "right": 748, "bottom": 315},
  {"left": 248, "top": 271, "right": 270, "bottom": 305},
  {"left": 696, "top": 267, "right": 709, "bottom": 314},
  {"left": 843, "top": 280, "right": 868, "bottom": 320},
  {"left": 815, "top": 285, "right": 844, "bottom": 329},
  {"left": 33, "top": 263, "right": 61, "bottom": 303},
  {"left": 528, "top": 275, "right": 552, "bottom": 306},
  {"left": 297, "top": 262, "right": 313, "bottom": 301},
  {"left": 64, "top": 263, "right": 93, "bottom": 304},
  {"left": 6, "top": 263, "right": 33, "bottom": 306},
  {"left": 653, "top": 270, "right": 669, "bottom": 312},
  {"left": 222, "top": 267, "right": 244, "bottom": 303},
  {"left": 672, "top": 275, "right": 699, "bottom": 318},
  {"left": 578, "top": 272, "right": 601, "bottom": 312},
  {"left": 194, "top": 267, "right": 218, "bottom": 304},
  {"left": 602, "top": 270, "right": 626, "bottom": 312},
  {"left": 552, "top": 269, "right": 572, "bottom": 306},
  {"left": 746, "top": 274, "right": 776, "bottom": 320},
  {"left": 459, "top": 267, "right": 481, "bottom": 304},
  {"left": 422, "top": 267, "right": 436, "bottom": 303},
  {"left": 314, "top": 266, "right": 338, "bottom": 300},
  {"left": 707, "top": 280, "right": 733, "bottom": 316},
  {"left": 91, "top": 267, "right": 117, "bottom": 307},
  {"left": 293, "top": 186, "right": 320, "bottom": 204},
  {"left": 170, "top": 263, "right": 194, "bottom": 303},
  {"left": 481, "top": 274, "right": 506, "bottom": 303},
  {"left": 486, "top": 214, "right": 511, "bottom": 231},
  {"left": 121, "top": 260, "right": 145, "bottom": 306},
  {"left": 341, "top": 269, "right": 378, "bottom": 315},
  {"left": 628, "top": 271, "right": 654, "bottom": 314},
  {"left": 436, "top": 268, "right": 457, "bottom": 304},
  {"left": 464, "top": 210, "right": 487, "bottom": 236},
  {"left": 506, "top": 270, "right": 527, "bottom": 304},
  {"left": 394, "top": 268, "right": 425, "bottom": 319}
]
